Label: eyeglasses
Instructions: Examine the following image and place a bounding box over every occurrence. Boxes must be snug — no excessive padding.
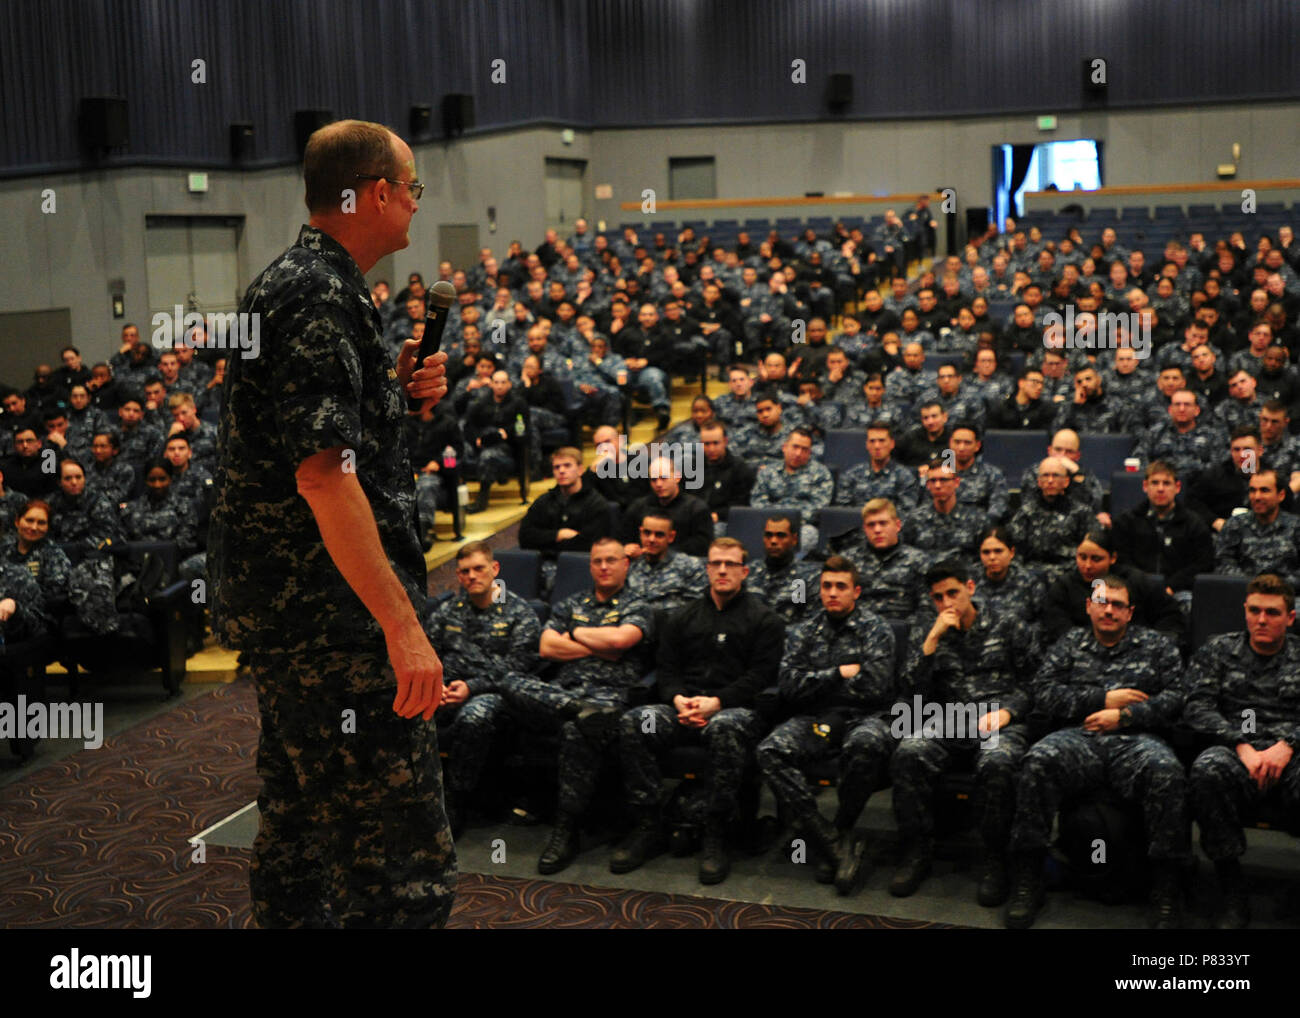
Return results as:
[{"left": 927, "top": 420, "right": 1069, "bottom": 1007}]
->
[{"left": 355, "top": 175, "right": 424, "bottom": 200}]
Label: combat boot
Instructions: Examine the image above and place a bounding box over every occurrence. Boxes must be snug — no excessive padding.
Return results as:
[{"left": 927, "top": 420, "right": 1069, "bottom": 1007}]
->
[
  {"left": 804, "top": 814, "right": 841, "bottom": 884},
  {"left": 1215, "top": 859, "right": 1250, "bottom": 929},
  {"left": 610, "top": 812, "right": 665, "bottom": 874},
  {"left": 1150, "top": 863, "right": 1182, "bottom": 929},
  {"left": 698, "top": 822, "right": 730, "bottom": 884},
  {"left": 1004, "top": 851, "right": 1046, "bottom": 929},
  {"left": 889, "top": 839, "right": 933, "bottom": 897},
  {"left": 538, "top": 813, "right": 580, "bottom": 875},
  {"left": 467, "top": 482, "right": 491, "bottom": 513},
  {"left": 833, "top": 831, "right": 867, "bottom": 896},
  {"left": 977, "top": 851, "right": 1010, "bottom": 907}
]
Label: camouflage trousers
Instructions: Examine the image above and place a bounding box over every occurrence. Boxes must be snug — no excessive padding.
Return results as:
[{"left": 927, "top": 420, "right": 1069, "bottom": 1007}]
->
[
  {"left": 891, "top": 725, "right": 1031, "bottom": 850},
  {"left": 1010, "top": 728, "right": 1191, "bottom": 861},
  {"left": 247, "top": 644, "right": 457, "bottom": 929},
  {"left": 437, "top": 693, "right": 508, "bottom": 797},
  {"left": 757, "top": 714, "right": 896, "bottom": 831},
  {"left": 496, "top": 671, "right": 627, "bottom": 816},
  {"left": 1189, "top": 745, "right": 1300, "bottom": 861},
  {"left": 620, "top": 703, "right": 766, "bottom": 822},
  {"left": 471, "top": 445, "right": 518, "bottom": 486}
]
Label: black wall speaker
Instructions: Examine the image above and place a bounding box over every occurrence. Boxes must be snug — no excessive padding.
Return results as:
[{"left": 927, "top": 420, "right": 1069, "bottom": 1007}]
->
[
  {"left": 1082, "top": 58, "right": 1108, "bottom": 109},
  {"left": 294, "top": 109, "right": 335, "bottom": 158},
  {"left": 410, "top": 104, "right": 432, "bottom": 138},
  {"left": 441, "top": 94, "right": 475, "bottom": 138},
  {"left": 78, "top": 97, "right": 128, "bottom": 149},
  {"left": 230, "top": 122, "right": 254, "bottom": 161},
  {"left": 826, "top": 73, "right": 853, "bottom": 112},
  {"left": 965, "top": 206, "right": 990, "bottom": 241}
]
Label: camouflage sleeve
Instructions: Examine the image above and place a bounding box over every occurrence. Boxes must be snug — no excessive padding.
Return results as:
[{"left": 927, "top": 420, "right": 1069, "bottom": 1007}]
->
[
  {"left": 808, "top": 466, "right": 834, "bottom": 509},
  {"left": 1003, "top": 616, "right": 1041, "bottom": 720},
  {"left": 1212, "top": 520, "right": 1244, "bottom": 574},
  {"left": 267, "top": 304, "right": 367, "bottom": 467},
  {"left": 0, "top": 563, "right": 45, "bottom": 636},
  {"left": 842, "top": 613, "right": 896, "bottom": 707},
  {"left": 615, "top": 596, "right": 654, "bottom": 643},
  {"left": 42, "top": 544, "right": 72, "bottom": 607},
  {"left": 1034, "top": 633, "right": 1106, "bottom": 725},
  {"left": 901, "top": 623, "right": 937, "bottom": 696},
  {"left": 750, "top": 468, "right": 775, "bottom": 508},
  {"left": 986, "top": 469, "right": 1010, "bottom": 523},
  {"left": 1121, "top": 632, "right": 1186, "bottom": 731},
  {"left": 1181, "top": 638, "right": 1242, "bottom": 747},
  {"left": 503, "top": 600, "right": 543, "bottom": 675},
  {"left": 777, "top": 619, "right": 837, "bottom": 703},
  {"left": 545, "top": 595, "right": 575, "bottom": 635}
]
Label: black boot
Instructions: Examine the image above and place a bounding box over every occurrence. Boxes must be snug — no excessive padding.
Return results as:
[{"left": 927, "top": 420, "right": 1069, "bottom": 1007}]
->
[
  {"left": 538, "top": 813, "right": 581, "bottom": 875},
  {"left": 804, "top": 815, "right": 841, "bottom": 885},
  {"left": 1150, "top": 862, "right": 1182, "bottom": 930},
  {"left": 977, "top": 851, "right": 1010, "bottom": 907},
  {"left": 1215, "top": 858, "right": 1251, "bottom": 929},
  {"left": 1004, "top": 851, "right": 1046, "bottom": 929},
  {"left": 467, "top": 482, "right": 491, "bottom": 513},
  {"left": 698, "top": 822, "right": 730, "bottom": 885},
  {"left": 833, "top": 831, "right": 867, "bottom": 896},
  {"left": 610, "top": 812, "right": 665, "bottom": 874},
  {"left": 889, "top": 839, "right": 933, "bottom": 897}
]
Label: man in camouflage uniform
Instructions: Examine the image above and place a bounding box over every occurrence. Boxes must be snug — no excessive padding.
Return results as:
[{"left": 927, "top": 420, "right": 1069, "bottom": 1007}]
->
[
  {"left": 1015, "top": 429, "right": 1107, "bottom": 515},
  {"left": 750, "top": 428, "right": 833, "bottom": 553},
  {"left": 744, "top": 513, "right": 821, "bottom": 625},
  {"left": 901, "top": 461, "right": 988, "bottom": 564},
  {"left": 947, "top": 425, "right": 1010, "bottom": 523},
  {"left": 1006, "top": 575, "right": 1188, "bottom": 929},
  {"left": 833, "top": 424, "right": 920, "bottom": 511},
  {"left": 626, "top": 511, "right": 707, "bottom": 612},
  {"left": 495, "top": 537, "right": 654, "bottom": 874},
  {"left": 1007, "top": 457, "right": 1096, "bottom": 581},
  {"left": 424, "top": 542, "right": 541, "bottom": 835},
  {"left": 832, "top": 498, "right": 930, "bottom": 621},
  {"left": 734, "top": 389, "right": 797, "bottom": 463},
  {"left": 1135, "top": 389, "right": 1226, "bottom": 486},
  {"left": 1214, "top": 469, "right": 1300, "bottom": 588},
  {"left": 1258, "top": 400, "right": 1300, "bottom": 495},
  {"left": 210, "top": 120, "right": 455, "bottom": 929},
  {"left": 757, "top": 556, "right": 897, "bottom": 894},
  {"left": 891, "top": 561, "right": 1041, "bottom": 905},
  {"left": 612, "top": 537, "right": 783, "bottom": 884},
  {"left": 114, "top": 397, "right": 164, "bottom": 477},
  {"left": 165, "top": 392, "right": 218, "bottom": 473},
  {"left": 85, "top": 431, "right": 135, "bottom": 507},
  {"left": 1185, "top": 573, "right": 1300, "bottom": 928}
]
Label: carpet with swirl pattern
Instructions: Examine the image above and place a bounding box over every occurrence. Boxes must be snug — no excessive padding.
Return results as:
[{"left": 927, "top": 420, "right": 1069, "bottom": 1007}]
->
[{"left": 0, "top": 679, "right": 956, "bottom": 929}]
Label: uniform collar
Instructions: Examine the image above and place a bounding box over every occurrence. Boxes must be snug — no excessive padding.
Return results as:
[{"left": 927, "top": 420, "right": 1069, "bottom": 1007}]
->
[{"left": 295, "top": 225, "right": 370, "bottom": 298}]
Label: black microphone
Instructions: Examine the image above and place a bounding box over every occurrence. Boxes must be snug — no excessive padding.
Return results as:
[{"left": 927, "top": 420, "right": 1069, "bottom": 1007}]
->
[{"left": 408, "top": 280, "right": 456, "bottom": 410}]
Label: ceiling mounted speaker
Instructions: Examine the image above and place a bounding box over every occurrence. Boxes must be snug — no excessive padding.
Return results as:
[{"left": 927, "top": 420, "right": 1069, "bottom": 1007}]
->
[
  {"left": 78, "top": 96, "right": 128, "bottom": 149},
  {"left": 294, "top": 109, "right": 335, "bottom": 158}
]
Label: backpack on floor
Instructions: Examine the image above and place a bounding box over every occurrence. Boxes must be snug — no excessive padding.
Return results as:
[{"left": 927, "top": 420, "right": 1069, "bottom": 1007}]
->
[{"left": 1056, "top": 798, "right": 1149, "bottom": 905}]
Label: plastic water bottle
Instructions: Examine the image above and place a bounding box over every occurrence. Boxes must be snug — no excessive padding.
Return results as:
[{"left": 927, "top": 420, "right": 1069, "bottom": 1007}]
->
[
  {"left": 514, "top": 414, "right": 526, "bottom": 437},
  {"left": 442, "top": 445, "right": 457, "bottom": 470}
]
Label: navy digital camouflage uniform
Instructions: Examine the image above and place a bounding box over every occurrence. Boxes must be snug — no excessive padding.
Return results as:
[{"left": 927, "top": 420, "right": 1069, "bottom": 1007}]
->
[
  {"left": 835, "top": 538, "right": 930, "bottom": 621},
  {"left": 121, "top": 489, "right": 199, "bottom": 553},
  {"left": 1007, "top": 488, "right": 1096, "bottom": 582},
  {"left": 619, "top": 591, "right": 783, "bottom": 823},
  {"left": 1214, "top": 396, "right": 1263, "bottom": 436},
  {"left": 1017, "top": 464, "right": 1105, "bottom": 512},
  {"left": 751, "top": 460, "right": 834, "bottom": 551},
  {"left": 0, "top": 488, "right": 31, "bottom": 532},
  {"left": 627, "top": 549, "right": 707, "bottom": 613},
  {"left": 894, "top": 603, "right": 1042, "bottom": 853},
  {"left": 1009, "top": 625, "right": 1190, "bottom": 863},
  {"left": 0, "top": 559, "right": 47, "bottom": 641},
  {"left": 744, "top": 554, "right": 823, "bottom": 625},
  {"left": 1214, "top": 510, "right": 1300, "bottom": 588},
  {"left": 1135, "top": 420, "right": 1226, "bottom": 484},
  {"left": 1185, "top": 632, "right": 1300, "bottom": 860},
  {"left": 901, "top": 501, "right": 988, "bottom": 564},
  {"left": 85, "top": 458, "right": 136, "bottom": 506},
  {"left": 173, "top": 421, "right": 219, "bottom": 472},
  {"left": 209, "top": 225, "right": 455, "bottom": 929},
  {"left": 115, "top": 420, "right": 164, "bottom": 473},
  {"left": 758, "top": 603, "right": 897, "bottom": 838},
  {"left": 1260, "top": 435, "right": 1300, "bottom": 484},
  {"left": 841, "top": 400, "right": 899, "bottom": 432},
  {"left": 497, "top": 588, "right": 654, "bottom": 816},
  {"left": 833, "top": 459, "right": 920, "bottom": 510},
  {"left": 953, "top": 459, "right": 1010, "bottom": 523},
  {"left": 48, "top": 489, "right": 122, "bottom": 551},
  {"left": 0, "top": 532, "right": 72, "bottom": 629},
  {"left": 974, "top": 560, "right": 1047, "bottom": 626},
  {"left": 423, "top": 586, "right": 541, "bottom": 802}
]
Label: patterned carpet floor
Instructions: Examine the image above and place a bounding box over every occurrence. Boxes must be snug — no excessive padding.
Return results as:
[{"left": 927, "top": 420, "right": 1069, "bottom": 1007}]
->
[{"left": 0, "top": 679, "right": 954, "bottom": 930}]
